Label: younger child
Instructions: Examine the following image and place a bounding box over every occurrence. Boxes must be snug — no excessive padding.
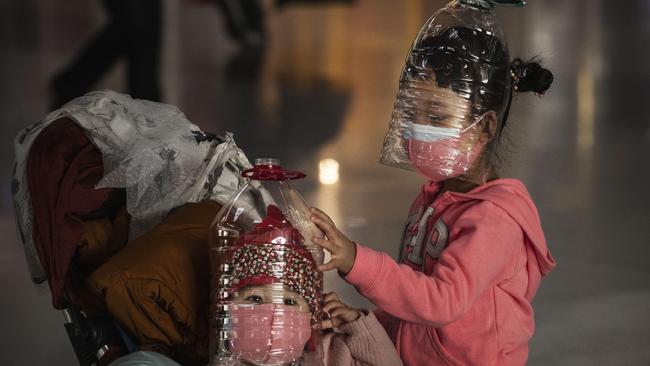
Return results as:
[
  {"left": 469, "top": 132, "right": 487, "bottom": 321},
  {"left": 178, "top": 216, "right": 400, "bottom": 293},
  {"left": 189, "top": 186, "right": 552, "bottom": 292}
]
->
[
  {"left": 223, "top": 207, "right": 402, "bottom": 366},
  {"left": 309, "top": 1, "right": 556, "bottom": 365}
]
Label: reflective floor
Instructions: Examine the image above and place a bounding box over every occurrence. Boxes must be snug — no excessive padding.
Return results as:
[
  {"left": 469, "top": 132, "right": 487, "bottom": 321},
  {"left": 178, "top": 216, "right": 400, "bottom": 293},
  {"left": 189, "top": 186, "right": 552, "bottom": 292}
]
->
[{"left": 1, "top": 0, "right": 650, "bottom": 365}]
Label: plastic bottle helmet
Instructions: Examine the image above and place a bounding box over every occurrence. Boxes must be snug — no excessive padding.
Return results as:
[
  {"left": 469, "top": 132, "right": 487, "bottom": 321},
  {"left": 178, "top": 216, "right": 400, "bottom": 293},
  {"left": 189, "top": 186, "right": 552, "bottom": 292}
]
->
[
  {"left": 380, "top": 0, "right": 524, "bottom": 183},
  {"left": 209, "top": 158, "right": 324, "bottom": 366}
]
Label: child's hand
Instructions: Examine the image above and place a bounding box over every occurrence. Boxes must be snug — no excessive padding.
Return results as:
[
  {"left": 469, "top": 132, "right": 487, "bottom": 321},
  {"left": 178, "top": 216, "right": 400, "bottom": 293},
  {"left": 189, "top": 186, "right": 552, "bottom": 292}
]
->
[
  {"left": 319, "top": 292, "right": 363, "bottom": 330},
  {"left": 309, "top": 207, "right": 356, "bottom": 274}
]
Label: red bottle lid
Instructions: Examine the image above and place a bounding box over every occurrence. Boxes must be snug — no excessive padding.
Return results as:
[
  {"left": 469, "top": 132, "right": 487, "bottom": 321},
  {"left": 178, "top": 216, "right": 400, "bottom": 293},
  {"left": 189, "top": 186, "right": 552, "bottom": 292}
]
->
[{"left": 242, "top": 158, "right": 306, "bottom": 181}]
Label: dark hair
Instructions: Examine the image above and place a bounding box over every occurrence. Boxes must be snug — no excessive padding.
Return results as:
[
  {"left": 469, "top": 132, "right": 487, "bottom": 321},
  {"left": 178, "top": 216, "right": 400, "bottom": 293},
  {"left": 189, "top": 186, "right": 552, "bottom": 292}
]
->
[
  {"left": 510, "top": 58, "right": 554, "bottom": 94},
  {"left": 405, "top": 26, "right": 554, "bottom": 135}
]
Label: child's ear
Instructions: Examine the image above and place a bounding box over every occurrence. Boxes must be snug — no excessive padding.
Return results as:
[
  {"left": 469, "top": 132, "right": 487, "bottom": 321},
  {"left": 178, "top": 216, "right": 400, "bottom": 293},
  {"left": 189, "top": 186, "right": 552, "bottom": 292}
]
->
[{"left": 478, "top": 111, "right": 498, "bottom": 143}]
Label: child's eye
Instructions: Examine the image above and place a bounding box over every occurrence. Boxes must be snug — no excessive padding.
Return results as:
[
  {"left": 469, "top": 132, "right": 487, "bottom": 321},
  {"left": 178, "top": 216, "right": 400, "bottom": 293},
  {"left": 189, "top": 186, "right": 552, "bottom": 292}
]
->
[
  {"left": 245, "top": 295, "right": 263, "bottom": 304},
  {"left": 404, "top": 109, "right": 416, "bottom": 119},
  {"left": 428, "top": 115, "right": 446, "bottom": 124},
  {"left": 284, "top": 298, "right": 298, "bottom": 306}
]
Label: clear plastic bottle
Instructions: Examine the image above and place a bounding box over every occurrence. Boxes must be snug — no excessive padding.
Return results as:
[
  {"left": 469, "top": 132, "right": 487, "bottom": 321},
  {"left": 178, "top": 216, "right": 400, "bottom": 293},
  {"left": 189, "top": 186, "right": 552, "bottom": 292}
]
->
[{"left": 209, "top": 158, "right": 324, "bottom": 366}]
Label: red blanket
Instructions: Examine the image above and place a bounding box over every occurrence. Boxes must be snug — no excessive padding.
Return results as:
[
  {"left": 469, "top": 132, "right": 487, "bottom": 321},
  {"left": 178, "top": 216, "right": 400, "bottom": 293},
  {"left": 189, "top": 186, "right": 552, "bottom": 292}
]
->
[{"left": 27, "top": 117, "right": 119, "bottom": 309}]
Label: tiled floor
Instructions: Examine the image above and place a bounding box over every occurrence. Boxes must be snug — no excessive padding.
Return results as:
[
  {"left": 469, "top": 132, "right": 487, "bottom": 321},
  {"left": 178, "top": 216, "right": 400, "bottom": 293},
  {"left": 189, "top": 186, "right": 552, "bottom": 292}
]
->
[{"left": 1, "top": 0, "right": 649, "bottom": 365}]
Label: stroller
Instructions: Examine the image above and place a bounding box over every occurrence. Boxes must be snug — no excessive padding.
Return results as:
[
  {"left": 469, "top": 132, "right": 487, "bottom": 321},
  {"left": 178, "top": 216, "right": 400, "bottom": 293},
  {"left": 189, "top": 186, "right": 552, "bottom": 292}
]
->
[{"left": 12, "top": 91, "right": 251, "bottom": 365}]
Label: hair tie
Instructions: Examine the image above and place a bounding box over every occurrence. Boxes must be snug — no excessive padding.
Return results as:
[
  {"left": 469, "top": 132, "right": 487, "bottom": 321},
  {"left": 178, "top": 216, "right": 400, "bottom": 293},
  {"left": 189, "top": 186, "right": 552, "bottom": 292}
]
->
[
  {"left": 510, "top": 58, "right": 526, "bottom": 92},
  {"left": 510, "top": 58, "right": 551, "bottom": 96}
]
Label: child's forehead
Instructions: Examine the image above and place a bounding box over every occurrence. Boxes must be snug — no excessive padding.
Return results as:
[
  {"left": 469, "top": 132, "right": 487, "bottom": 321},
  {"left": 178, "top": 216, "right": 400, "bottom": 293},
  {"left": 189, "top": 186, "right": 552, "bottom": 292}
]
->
[
  {"left": 240, "top": 283, "right": 301, "bottom": 296},
  {"left": 410, "top": 81, "right": 472, "bottom": 116}
]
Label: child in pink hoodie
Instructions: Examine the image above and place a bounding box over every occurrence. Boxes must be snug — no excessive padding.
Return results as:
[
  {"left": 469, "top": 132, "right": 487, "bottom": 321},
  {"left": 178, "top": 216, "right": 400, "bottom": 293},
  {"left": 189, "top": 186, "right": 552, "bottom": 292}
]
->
[{"left": 309, "top": 1, "right": 556, "bottom": 365}]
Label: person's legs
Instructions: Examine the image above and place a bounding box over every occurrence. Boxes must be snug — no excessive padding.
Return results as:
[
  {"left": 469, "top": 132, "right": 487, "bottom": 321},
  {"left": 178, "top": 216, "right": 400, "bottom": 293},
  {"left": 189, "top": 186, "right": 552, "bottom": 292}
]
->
[
  {"left": 50, "top": 0, "right": 127, "bottom": 109},
  {"left": 216, "top": 0, "right": 266, "bottom": 48},
  {"left": 121, "top": 0, "right": 163, "bottom": 101}
]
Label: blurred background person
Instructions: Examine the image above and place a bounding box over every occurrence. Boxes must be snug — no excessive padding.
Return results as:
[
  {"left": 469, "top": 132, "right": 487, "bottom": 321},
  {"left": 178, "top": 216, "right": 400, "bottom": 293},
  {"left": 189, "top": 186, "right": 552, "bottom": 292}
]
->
[
  {"left": 215, "top": 0, "right": 266, "bottom": 48},
  {"left": 48, "top": 0, "right": 355, "bottom": 109},
  {"left": 49, "top": 0, "right": 163, "bottom": 108},
  {"left": 215, "top": 0, "right": 355, "bottom": 48}
]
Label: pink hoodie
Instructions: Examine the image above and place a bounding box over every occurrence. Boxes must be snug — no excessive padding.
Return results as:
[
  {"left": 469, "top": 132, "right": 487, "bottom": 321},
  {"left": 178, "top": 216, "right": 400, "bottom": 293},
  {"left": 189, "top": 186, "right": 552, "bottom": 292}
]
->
[{"left": 344, "top": 179, "right": 555, "bottom": 366}]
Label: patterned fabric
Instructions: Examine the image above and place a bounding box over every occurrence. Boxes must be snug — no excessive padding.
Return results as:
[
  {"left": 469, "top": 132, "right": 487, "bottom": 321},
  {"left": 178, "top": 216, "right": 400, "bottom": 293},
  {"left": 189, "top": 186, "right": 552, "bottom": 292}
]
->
[{"left": 231, "top": 243, "right": 322, "bottom": 315}]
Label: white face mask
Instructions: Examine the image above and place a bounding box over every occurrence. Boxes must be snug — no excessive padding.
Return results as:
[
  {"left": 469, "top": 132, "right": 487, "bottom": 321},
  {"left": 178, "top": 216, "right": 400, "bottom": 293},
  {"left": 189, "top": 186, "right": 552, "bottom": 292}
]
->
[{"left": 402, "top": 122, "right": 461, "bottom": 142}]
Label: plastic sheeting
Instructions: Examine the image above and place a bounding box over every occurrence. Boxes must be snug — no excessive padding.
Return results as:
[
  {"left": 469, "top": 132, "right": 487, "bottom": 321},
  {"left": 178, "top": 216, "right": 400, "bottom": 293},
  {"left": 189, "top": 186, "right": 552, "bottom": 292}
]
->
[{"left": 13, "top": 90, "right": 251, "bottom": 285}]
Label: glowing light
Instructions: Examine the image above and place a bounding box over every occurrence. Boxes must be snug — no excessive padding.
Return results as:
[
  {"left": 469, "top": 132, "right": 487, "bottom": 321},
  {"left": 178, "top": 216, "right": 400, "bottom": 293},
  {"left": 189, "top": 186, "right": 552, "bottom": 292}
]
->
[
  {"left": 319, "top": 159, "right": 340, "bottom": 185},
  {"left": 577, "top": 63, "right": 595, "bottom": 156}
]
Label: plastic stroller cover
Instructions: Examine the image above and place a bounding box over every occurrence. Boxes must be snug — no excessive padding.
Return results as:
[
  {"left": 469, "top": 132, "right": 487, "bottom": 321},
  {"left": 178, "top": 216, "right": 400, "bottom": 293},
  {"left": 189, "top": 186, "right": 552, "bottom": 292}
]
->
[{"left": 12, "top": 90, "right": 251, "bottom": 298}]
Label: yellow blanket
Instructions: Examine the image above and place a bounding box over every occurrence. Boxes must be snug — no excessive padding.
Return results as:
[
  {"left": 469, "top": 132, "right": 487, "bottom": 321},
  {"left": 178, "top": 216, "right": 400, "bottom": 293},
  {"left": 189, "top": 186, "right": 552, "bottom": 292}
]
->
[{"left": 87, "top": 201, "right": 221, "bottom": 361}]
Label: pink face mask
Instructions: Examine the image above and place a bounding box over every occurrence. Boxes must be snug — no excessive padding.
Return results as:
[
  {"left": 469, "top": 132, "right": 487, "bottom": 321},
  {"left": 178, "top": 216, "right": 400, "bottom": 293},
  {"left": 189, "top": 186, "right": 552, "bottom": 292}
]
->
[
  {"left": 229, "top": 303, "right": 313, "bottom": 365},
  {"left": 405, "top": 122, "right": 485, "bottom": 182}
]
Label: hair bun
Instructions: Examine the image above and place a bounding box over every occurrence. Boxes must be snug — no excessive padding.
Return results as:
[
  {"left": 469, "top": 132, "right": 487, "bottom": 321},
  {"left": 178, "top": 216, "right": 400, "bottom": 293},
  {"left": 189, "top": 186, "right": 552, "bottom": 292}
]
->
[{"left": 511, "top": 58, "right": 554, "bottom": 94}]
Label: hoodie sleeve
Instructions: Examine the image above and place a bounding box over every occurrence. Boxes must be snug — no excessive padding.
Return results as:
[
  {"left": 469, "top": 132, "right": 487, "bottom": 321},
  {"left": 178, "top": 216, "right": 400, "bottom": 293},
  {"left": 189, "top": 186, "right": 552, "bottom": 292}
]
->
[
  {"left": 345, "top": 201, "right": 522, "bottom": 327},
  {"left": 323, "top": 311, "right": 403, "bottom": 366}
]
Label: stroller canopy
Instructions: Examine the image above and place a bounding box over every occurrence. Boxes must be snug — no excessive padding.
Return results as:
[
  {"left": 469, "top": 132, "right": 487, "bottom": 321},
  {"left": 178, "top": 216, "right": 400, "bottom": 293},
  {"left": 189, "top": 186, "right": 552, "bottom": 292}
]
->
[{"left": 12, "top": 90, "right": 251, "bottom": 308}]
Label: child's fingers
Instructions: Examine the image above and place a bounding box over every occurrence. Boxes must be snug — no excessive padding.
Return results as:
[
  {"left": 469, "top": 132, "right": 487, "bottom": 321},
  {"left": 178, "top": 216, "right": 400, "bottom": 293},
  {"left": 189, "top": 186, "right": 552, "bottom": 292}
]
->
[
  {"left": 310, "top": 208, "right": 340, "bottom": 233},
  {"left": 320, "top": 319, "right": 334, "bottom": 330},
  {"left": 311, "top": 236, "right": 336, "bottom": 252},
  {"left": 329, "top": 306, "right": 350, "bottom": 318},
  {"left": 310, "top": 207, "right": 337, "bottom": 226},
  {"left": 317, "top": 260, "right": 339, "bottom": 272},
  {"left": 330, "top": 307, "right": 361, "bottom": 323},
  {"left": 322, "top": 300, "right": 345, "bottom": 314},
  {"left": 323, "top": 292, "right": 340, "bottom": 303},
  {"left": 311, "top": 214, "right": 341, "bottom": 241}
]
